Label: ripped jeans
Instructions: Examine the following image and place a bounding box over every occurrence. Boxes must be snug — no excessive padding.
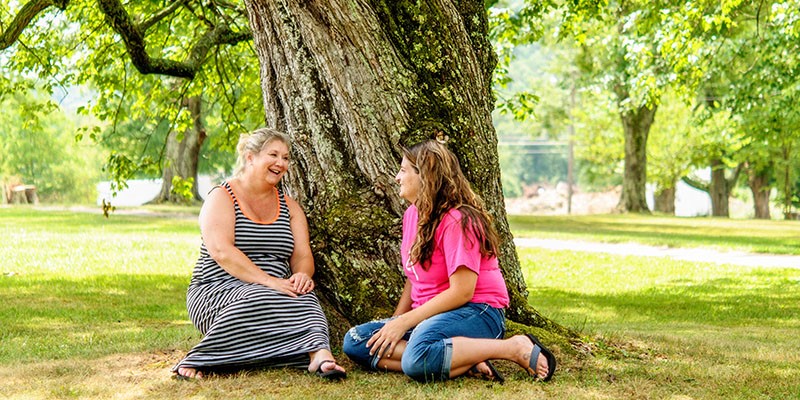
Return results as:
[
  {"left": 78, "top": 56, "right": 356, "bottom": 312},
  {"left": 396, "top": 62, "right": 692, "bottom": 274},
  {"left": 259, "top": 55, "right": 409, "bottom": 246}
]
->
[{"left": 342, "top": 302, "right": 505, "bottom": 382}]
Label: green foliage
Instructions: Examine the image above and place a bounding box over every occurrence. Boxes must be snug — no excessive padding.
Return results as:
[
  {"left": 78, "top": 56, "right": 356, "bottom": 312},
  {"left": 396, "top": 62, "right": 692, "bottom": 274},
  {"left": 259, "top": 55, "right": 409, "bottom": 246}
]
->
[
  {"left": 0, "top": 89, "right": 103, "bottom": 203},
  {"left": 169, "top": 176, "right": 195, "bottom": 204},
  {"left": 1, "top": 1, "right": 259, "bottom": 194}
]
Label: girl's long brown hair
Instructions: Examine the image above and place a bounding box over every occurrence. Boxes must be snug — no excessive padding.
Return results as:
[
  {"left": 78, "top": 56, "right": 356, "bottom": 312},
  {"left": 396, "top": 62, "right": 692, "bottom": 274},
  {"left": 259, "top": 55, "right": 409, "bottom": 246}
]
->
[{"left": 403, "top": 140, "right": 500, "bottom": 269}]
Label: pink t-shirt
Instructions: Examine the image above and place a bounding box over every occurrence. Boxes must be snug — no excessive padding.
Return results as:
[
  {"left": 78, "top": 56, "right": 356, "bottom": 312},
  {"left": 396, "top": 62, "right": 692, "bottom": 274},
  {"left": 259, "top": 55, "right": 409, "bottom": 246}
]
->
[{"left": 401, "top": 205, "right": 510, "bottom": 309}]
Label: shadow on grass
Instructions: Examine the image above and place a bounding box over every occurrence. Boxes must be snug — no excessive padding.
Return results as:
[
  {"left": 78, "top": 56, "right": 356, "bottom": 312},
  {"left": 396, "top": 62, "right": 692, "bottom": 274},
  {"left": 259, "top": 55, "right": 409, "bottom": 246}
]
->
[{"left": 0, "top": 274, "right": 196, "bottom": 363}]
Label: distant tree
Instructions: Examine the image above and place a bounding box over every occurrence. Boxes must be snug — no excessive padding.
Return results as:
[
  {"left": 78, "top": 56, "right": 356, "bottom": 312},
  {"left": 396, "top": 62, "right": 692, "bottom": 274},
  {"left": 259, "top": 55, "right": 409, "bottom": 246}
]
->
[
  {"left": 1, "top": 0, "right": 258, "bottom": 204},
  {"left": 492, "top": 0, "right": 747, "bottom": 213},
  {"left": 0, "top": 88, "right": 102, "bottom": 203}
]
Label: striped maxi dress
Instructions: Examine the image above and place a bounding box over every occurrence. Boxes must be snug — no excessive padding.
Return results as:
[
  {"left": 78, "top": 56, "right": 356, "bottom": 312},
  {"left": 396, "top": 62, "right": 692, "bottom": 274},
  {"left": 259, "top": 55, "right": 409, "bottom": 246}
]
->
[{"left": 173, "top": 182, "right": 331, "bottom": 372}]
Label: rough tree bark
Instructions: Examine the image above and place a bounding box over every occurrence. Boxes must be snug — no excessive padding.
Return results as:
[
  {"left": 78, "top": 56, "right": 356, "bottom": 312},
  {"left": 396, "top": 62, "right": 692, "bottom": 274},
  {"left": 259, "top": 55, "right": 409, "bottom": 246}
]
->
[
  {"left": 151, "top": 96, "right": 206, "bottom": 204},
  {"left": 242, "top": 0, "right": 576, "bottom": 344},
  {"left": 616, "top": 104, "right": 656, "bottom": 213},
  {"left": 747, "top": 167, "right": 771, "bottom": 219}
]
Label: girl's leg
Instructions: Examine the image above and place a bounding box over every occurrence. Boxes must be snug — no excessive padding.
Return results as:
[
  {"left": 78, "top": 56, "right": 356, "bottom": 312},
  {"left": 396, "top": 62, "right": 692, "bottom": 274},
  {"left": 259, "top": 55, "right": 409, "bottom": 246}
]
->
[
  {"left": 401, "top": 303, "right": 505, "bottom": 382},
  {"left": 449, "top": 335, "right": 550, "bottom": 379},
  {"left": 343, "top": 318, "right": 411, "bottom": 372}
]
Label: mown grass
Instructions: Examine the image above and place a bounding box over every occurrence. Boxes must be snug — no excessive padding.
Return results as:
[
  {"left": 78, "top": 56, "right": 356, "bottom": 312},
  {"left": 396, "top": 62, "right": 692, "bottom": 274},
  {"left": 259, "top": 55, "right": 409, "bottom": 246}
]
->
[
  {"left": 1, "top": 206, "right": 799, "bottom": 399},
  {"left": 508, "top": 213, "right": 800, "bottom": 255}
]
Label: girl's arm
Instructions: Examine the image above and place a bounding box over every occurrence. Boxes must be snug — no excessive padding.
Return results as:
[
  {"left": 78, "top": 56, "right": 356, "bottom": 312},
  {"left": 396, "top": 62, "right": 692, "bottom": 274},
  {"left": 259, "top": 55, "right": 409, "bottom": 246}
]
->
[
  {"left": 392, "top": 280, "right": 414, "bottom": 317},
  {"left": 368, "top": 266, "right": 477, "bottom": 358}
]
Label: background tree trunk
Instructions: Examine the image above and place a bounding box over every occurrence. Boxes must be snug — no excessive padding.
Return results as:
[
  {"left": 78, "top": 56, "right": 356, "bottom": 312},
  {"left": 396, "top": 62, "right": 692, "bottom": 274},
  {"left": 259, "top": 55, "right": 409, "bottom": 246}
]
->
[
  {"left": 243, "top": 0, "right": 575, "bottom": 342},
  {"left": 708, "top": 159, "right": 743, "bottom": 217},
  {"left": 747, "top": 167, "right": 771, "bottom": 219},
  {"left": 617, "top": 105, "right": 656, "bottom": 213},
  {"left": 152, "top": 96, "right": 206, "bottom": 204},
  {"left": 654, "top": 186, "right": 675, "bottom": 215},
  {"left": 709, "top": 159, "right": 729, "bottom": 217}
]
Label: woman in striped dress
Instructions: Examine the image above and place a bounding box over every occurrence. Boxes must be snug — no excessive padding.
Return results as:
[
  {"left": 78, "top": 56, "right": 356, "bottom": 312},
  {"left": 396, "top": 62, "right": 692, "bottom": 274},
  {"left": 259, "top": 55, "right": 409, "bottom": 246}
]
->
[{"left": 173, "top": 128, "right": 346, "bottom": 380}]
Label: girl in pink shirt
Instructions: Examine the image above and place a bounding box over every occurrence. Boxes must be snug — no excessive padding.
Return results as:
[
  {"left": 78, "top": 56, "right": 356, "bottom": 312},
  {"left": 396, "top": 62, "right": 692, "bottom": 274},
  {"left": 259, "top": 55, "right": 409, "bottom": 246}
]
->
[{"left": 343, "top": 140, "right": 555, "bottom": 383}]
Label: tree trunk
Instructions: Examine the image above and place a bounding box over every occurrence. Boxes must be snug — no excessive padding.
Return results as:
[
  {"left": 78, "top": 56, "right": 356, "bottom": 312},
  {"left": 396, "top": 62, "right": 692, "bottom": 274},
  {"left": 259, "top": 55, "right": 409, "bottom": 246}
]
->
[
  {"left": 152, "top": 96, "right": 206, "bottom": 204},
  {"left": 747, "top": 167, "right": 771, "bottom": 219},
  {"left": 709, "top": 159, "right": 729, "bottom": 217},
  {"left": 617, "top": 105, "right": 656, "bottom": 213},
  {"left": 243, "top": 0, "right": 575, "bottom": 342},
  {"left": 654, "top": 186, "right": 675, "bottom": 215}
]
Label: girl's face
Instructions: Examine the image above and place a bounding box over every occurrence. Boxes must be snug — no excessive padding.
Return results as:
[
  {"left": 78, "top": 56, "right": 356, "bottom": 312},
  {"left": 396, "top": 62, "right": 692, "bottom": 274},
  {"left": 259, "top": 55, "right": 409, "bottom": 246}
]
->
[
  {"left": 395, "top": 156, "right": 422, "bottom": 203},
  {"left": 248, "top": 140, "right": 290, "bottom": 186}
]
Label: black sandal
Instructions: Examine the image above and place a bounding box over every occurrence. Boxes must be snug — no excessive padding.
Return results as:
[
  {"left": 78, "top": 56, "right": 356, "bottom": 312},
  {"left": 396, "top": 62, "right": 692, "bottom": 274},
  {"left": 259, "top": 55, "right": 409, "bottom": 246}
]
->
[{"left": 315, "top": 360, "right": 347, "bottom": 380}]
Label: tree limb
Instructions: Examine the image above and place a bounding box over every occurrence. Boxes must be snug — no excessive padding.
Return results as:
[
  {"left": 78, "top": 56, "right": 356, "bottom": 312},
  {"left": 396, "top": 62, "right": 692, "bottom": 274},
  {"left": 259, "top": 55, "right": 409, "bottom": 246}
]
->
[
  {"left": 681, "top": 175, "right": 709, "bottom": 192},
  {"left": 97, "top": 0, "right": 251, "bottom": 79},
  {"left": 0, "top": 0, "right": 64, "bottom": 51},
  {"left": 139, "top": 0, "right": 190, "bottom": 33}
]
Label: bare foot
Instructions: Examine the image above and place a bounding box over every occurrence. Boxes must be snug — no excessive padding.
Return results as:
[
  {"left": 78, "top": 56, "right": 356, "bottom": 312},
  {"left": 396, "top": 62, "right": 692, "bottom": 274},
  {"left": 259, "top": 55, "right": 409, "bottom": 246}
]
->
[
  {"left": 468, "top": 361, "right": 493, "bottom": 377},
  {"left": 175, "top": 366, "right": 204, "bottom": 380},
  {"left": 466, "top": 360, "right": 504, "bottom": 383}
]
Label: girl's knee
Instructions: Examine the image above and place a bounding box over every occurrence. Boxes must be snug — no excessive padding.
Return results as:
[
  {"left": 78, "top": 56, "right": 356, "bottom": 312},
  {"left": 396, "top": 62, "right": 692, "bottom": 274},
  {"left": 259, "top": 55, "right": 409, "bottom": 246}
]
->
[
  {"left": 342, "top": 325, "right": 372, "bottom": 367},
  {"left": 400, "top": 345, "right": 441, "bottom": 382}
]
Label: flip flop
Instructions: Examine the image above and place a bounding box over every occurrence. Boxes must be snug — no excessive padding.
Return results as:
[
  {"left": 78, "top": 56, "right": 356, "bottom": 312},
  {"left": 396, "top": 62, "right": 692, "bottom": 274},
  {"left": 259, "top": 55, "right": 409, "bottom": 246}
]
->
[
  {"left": 525, "top": 334, "right": 556, "bottom": 382},
  {"left": 469, "top": 360, "right": 505, "bottom": 384},
  {"left": 315, "top": 360, "right": 347, "bottom": 380}
]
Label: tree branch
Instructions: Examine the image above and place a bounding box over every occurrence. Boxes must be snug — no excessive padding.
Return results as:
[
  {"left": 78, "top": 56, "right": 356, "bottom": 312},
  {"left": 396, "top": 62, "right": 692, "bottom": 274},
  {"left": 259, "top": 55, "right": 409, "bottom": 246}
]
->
[
  {"left": 139, "top": 0, "right": 189, "bottom": 33},
  {"left": 0, "top": 0, "right": 65, "bottom": 51},
  {"left": 681, "top": 175, "right": 709, "bottom": 192},
  {"left": 97, "top": 0, "right": 251, "bottom": 80}
]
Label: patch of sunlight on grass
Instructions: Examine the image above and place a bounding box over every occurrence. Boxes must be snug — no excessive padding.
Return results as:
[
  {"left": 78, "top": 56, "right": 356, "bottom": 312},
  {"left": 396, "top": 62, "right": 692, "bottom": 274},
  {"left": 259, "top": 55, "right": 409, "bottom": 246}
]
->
[{"left": 508, "top": 213, "right": 800, "bottom": 255}]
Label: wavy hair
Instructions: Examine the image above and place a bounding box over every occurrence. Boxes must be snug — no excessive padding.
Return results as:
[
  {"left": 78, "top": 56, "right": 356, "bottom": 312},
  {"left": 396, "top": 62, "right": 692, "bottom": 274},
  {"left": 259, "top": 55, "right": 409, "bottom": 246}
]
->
[
  {"left": 232, "top": 128, "right": 291, "bottom": 177},
  {"left": 402, "top": 140, "right": 499, "bottom": 269}
]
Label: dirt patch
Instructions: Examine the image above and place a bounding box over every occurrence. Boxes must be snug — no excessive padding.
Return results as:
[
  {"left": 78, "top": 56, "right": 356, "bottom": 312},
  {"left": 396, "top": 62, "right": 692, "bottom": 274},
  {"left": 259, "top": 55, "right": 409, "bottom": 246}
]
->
[{"left": 505, "top": 184, "right": 620, "bottom": 215}]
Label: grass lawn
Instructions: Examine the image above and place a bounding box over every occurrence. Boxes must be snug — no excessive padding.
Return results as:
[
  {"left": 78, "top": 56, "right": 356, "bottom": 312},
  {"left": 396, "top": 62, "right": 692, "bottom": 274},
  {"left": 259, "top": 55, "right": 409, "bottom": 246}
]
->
[
  {"left": 508, "top": 213, "right": 800, "bottom": 255},
  {"left": 1, "top": 206, "right": 799, "bottom": 399}
]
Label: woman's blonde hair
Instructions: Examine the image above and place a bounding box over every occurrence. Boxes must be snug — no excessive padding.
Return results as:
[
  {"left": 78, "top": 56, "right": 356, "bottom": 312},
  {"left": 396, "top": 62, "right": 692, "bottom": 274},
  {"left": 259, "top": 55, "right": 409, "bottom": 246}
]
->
[
  {"left": 232, "top": 128, "right": 291, "bottom": 177},
  {"left": 402, "top": 140, "right": 499, "bottom": 269}
]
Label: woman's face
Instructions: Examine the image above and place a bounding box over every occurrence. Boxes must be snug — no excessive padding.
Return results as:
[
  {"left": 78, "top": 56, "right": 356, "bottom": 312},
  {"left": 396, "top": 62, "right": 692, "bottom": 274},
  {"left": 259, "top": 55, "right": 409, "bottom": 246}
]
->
[
  {"left": 395, "top": 156, "right": 422, "bottom": 203},
  {"left": 248, "top": 140, "right": 290, "bottom": 186}
]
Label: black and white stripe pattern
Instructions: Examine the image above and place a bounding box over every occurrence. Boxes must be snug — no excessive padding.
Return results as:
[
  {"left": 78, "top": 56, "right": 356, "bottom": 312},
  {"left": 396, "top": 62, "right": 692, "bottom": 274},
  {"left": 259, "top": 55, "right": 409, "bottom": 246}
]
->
[{"left": 174, "top": 182, "right": 330, "bottom": 372}]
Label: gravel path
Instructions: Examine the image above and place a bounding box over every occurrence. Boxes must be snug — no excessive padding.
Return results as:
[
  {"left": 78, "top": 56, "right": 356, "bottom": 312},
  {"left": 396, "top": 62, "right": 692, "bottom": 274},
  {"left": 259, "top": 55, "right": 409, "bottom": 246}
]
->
[{"left": 514, "top": 238, "right": 800, "bottom": 268}]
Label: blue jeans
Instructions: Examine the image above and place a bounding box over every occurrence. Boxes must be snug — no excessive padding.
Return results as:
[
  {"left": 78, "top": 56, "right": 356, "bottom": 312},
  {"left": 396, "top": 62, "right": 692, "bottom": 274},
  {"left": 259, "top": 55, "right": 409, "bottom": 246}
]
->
[{"left": 342, "top": 302, "right": 505, "bottom": 382}]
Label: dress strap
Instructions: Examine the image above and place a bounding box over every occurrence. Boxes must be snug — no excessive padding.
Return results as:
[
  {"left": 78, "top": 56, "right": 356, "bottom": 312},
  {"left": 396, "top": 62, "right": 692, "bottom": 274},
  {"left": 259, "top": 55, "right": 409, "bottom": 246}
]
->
[{"left": 220, "top": 181, "right": 241, "bottom": 211}]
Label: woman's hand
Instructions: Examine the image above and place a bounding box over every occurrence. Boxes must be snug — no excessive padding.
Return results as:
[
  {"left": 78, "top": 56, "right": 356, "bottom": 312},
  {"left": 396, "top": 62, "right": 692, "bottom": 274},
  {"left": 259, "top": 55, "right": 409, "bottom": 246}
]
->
[
  {"left": 366, "top": 316, "right": 410, "bottom": 359},
  {"left": 264, "top": 277, "right": 298, "bottom": 297},
  {"left": 289, "top": 272, "right": 314, "bottom": 294}
]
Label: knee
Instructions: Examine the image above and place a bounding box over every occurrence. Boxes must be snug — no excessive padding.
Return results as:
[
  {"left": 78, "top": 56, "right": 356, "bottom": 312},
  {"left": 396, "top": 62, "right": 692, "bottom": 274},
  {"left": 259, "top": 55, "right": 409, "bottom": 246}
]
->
[
  {"left": 342, "top": 325, "right": 372, "bottom": 367},
  {"left": 400, "top": 343, "right": 438, "bottom": 382}
]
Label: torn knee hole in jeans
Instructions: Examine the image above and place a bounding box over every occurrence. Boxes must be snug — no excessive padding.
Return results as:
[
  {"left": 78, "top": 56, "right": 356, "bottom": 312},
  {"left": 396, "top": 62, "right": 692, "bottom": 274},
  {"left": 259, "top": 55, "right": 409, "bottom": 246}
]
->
[{"left": 347, "top": 327, "right": 365, "bottom": 341}]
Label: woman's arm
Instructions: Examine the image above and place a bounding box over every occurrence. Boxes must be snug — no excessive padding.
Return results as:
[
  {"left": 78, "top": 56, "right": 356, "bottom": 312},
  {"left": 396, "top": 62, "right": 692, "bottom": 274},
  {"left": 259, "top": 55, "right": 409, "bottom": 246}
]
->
[
  {"left": 285, "top": 195, "right": 315, "bottom": 294},
  {"left": 200, "top": 188, "right": 298, "bottom": 296}
]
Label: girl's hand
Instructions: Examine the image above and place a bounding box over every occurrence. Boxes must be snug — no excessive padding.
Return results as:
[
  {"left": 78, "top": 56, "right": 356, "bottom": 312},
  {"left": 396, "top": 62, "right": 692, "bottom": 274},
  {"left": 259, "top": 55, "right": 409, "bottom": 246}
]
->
[
  {"left": 366, "top": 317, "right": 409, "bottom": 359},
  {"left": 289, "top": 272, "right": 314, "bottom": 294}
]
